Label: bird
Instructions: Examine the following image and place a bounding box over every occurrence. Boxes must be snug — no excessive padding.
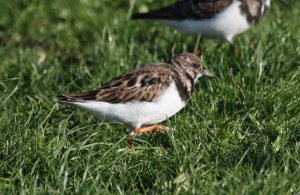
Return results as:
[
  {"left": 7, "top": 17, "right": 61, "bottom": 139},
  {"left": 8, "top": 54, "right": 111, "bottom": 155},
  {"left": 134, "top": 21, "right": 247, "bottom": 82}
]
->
[
  {"left": 57, "top": 53, "right": 215, "bottom": 140},
  {"left": 131, "top": 0, "right": 273, "bottom": 43}
]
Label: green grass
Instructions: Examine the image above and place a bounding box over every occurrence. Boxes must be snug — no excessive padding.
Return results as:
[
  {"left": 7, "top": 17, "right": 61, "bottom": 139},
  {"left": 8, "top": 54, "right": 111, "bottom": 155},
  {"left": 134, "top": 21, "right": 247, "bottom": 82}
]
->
[{"left": 1, "top": 0, "right": 300, "bottom": 193}]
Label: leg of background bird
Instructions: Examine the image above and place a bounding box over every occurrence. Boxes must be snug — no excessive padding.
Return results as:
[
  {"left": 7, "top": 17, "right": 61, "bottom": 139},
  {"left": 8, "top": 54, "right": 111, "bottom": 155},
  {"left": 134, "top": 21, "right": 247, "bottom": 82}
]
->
[
  {"left": 193, "top": 34, "right": 201, "bottom": 54},
  {"left": 230, "top": 43, "right": 239, "bottom": 55},
  {"left": 194, "top": 47, "right": 201, "bottom": 57}
]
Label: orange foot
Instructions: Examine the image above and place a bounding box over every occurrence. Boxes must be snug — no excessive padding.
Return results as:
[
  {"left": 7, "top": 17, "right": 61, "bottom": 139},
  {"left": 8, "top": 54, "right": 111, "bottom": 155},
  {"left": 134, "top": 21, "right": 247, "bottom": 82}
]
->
[
  {"left": 230, "top": 44, "right": 239, "bottom": 55},
  {"left": 128, "top": 125, "right": 173, "bottom": 146}
]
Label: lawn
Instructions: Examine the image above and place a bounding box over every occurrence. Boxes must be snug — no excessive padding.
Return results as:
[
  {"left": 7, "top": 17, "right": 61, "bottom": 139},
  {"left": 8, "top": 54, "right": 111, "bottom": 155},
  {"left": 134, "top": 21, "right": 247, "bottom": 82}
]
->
[{"left": 0, "top": 0, "right": 300, "bottom": 194}]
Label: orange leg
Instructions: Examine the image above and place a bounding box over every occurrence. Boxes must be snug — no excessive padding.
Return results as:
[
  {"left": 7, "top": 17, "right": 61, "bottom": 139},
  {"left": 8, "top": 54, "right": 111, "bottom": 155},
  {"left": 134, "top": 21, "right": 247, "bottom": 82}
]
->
[
  {"left": 136, "top": 125, "right": 166, "bottom": 134},
  {"left": 127, "top": 125, "right": 171, "bottom": 146},
  {"left": 193, "top": 47, "right": 201, "bottom": 57},
  {"left": 230, "top": 44, "right": 239, "bottom": 55}
]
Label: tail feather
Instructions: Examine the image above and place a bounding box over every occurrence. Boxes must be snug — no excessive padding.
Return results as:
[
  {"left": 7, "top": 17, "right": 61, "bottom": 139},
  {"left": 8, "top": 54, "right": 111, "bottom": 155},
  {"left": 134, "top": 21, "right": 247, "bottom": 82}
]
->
[
  {"left": 131, "top": 11, "right": 173, "bottom": 20},
  {"left": 56, "top": 95, "right": 83, "bottom": 103},
  {"left": 56, "top": 95, "right": 75, "bottom": 102},
  {"left": 57, "top": 95, "right": 69, "bottom": 102},
  {"left": 57, "top": 90, "right": 99, "bottom": 103},
  {"left": 131, "top": 12, "right": 158, "bottom": 20},
  {"left": 131, "top": 1, "right": 184, "bottom": 20}
]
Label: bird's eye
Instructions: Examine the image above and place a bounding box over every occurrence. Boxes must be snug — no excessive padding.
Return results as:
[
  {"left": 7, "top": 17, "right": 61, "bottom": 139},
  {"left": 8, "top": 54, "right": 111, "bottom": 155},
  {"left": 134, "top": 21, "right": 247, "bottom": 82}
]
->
[{"left": 191, "top": 63, "right": 200, "bottom": 68}]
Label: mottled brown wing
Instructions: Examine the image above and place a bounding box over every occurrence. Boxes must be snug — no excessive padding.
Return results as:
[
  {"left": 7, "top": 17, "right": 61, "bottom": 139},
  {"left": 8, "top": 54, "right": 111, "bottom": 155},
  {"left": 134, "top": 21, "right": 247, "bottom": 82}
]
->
[
  {"left": 131, "top": 0, "right": 233, "bottom": 20},
  {"left": 62, "top": 64, "right": 174, "bottom": 103},
  {"left": 191, "top": 0, "right": 233, "bottom": 19}
]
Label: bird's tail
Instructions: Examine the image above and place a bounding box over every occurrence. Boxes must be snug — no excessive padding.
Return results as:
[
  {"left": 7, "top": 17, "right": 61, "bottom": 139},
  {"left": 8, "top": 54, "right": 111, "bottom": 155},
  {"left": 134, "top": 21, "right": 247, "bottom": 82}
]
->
[
  {"left": 56, "top": 90, "right": 99, "bottom": 103},
  {"left": 56, "top": 95, "right": 75, "bottom": 103},
  {"left": 131, "top": 12, "right": 157, "bottom": 20}
]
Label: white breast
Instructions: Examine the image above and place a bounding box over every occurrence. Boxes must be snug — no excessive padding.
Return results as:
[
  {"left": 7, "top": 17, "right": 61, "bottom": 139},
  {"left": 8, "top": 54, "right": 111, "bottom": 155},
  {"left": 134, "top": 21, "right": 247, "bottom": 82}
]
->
[
  {"left": 70, "top": 82, "right": 186, "bottom": 128},
  {"left": 162, "top": 0, "right": 250, "bottom": 42}
]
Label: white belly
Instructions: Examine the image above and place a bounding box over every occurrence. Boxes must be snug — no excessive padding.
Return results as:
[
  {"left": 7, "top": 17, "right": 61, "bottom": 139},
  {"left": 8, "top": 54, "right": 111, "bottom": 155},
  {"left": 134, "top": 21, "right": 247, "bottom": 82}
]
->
[
  {"left": 162, "top": 0, "right": 250, "bottom": 42},
  {"left": 71, "top": 82, "right": 186, "bottom": 128}
]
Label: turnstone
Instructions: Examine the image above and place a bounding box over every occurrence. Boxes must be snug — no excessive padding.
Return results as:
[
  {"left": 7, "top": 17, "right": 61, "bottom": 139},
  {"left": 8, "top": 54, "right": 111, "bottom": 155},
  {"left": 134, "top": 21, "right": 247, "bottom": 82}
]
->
[
  {"left": 131, "top": 0, "right": 272, "bottom": 43},
  {"left": 57, "top": 53, "right": 215, "bottom": 139}
]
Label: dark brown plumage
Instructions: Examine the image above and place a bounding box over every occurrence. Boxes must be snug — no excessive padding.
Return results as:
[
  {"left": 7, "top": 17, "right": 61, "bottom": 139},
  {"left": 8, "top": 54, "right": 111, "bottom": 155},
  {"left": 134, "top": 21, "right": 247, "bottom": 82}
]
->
[
  {"left": 131, "top": 0, "right": 233, "bottom": 20},
  {"left": 58, "top": 53, "right": 214, "bottom": 104},
  {"left": 131, "top": 0, "right": 272, "bottom": 25},
  {"left": 131, "top": 0, "right": 273, "bottom": 43},
  {"left": 240, "top": 0, "right": 269, "bottom": 24}
]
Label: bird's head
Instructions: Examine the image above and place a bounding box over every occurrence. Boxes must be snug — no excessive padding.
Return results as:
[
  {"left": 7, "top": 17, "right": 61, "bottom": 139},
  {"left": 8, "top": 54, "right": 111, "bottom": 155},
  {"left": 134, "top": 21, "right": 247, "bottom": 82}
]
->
[{"left": 170, "top": 53, "right": 215, "bottom": 83}]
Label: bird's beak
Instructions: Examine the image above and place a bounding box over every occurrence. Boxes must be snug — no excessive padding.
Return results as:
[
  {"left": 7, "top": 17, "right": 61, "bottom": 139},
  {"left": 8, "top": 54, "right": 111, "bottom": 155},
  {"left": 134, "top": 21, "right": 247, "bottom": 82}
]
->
[{"left": 202, "top": 69, "right": 216, "bottom": 78}]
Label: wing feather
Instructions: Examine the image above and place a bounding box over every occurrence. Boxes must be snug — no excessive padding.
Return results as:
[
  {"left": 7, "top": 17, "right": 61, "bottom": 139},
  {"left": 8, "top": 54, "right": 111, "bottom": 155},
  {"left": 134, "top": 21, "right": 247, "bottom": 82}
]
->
[
  {"left": 60, "top": 64, "right": 174, "bottom": 103},
  {"left": 131, "top": 0, "right": 233, "bottom": 20}
]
